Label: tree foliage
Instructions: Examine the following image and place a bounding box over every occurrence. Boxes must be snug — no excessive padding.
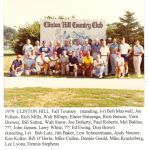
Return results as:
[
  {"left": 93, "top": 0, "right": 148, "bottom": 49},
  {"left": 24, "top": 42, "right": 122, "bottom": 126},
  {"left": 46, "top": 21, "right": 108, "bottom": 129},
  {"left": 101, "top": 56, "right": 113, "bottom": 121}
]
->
[{"left": 106, "top": 11, "right": 144, "bottom": 45}]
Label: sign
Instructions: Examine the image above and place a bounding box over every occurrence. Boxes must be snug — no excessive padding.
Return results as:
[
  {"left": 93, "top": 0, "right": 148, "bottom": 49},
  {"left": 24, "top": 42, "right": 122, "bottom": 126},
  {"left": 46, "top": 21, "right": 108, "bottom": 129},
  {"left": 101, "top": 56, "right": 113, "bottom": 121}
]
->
[{"left": 40, "top": 19, "right": 106, "bottom": 44}]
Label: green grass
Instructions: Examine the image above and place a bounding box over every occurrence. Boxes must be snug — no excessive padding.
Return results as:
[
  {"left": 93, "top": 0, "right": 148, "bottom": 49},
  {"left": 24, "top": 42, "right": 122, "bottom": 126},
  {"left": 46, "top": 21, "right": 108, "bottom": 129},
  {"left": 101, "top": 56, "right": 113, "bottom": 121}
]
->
[{"left": 4, "top": 88, "right": 144, "bottom": 107}]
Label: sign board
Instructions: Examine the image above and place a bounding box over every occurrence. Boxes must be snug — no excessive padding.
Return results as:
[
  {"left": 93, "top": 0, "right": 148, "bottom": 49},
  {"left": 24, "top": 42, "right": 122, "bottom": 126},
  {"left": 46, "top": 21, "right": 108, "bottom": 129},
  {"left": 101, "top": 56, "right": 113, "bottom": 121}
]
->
[{"left": 40, "top": 19, "right": 106, "bottom": 44}]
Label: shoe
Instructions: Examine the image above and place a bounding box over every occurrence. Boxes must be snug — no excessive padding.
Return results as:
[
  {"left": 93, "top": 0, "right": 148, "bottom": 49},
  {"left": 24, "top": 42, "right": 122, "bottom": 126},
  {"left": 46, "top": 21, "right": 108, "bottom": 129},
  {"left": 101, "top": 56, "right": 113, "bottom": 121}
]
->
[
  {"left": 99, "top": 75, "right": 103, "bottom": 79},
  {"left": 125, "top": 73, "right": 129, "bottom": 77}
]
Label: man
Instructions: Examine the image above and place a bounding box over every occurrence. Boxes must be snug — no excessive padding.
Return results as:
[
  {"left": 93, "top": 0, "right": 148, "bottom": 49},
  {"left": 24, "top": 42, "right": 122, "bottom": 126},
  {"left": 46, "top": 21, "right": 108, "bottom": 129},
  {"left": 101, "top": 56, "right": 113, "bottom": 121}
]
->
[
  {"left": 33, "top": 40, "right": 41, "bottom": 56},
  {"left": 77, "top": 50, "right": 84, "bottom": 75},
  {"left": 49, "top": 51, "right": 60, "bottom": 75},
  {"left": 109, "top": 38, "right": 119, "bottom": 75},
  {"left": 9, "top": 54, "right": 23, "bottom": 77},
  {"left": 59, "top": 50, "right": 69, "bottom": 75},
  {"left": 133, "top": 40, "right": 144, "bottom": 77},
  {"left": 69, "top": 51, "right": 78, "bottom": 77},
  {"left": 66, "top": 39, "right": 75, "bottom": 56},
  {"left": 93, "top": 54, "right": 104, "bottom": 78},
  {"left": 119, "top": 37, "right": 132, "bottom": 76},
  {"left": 82, "top": 51, "right": 93, "bottom": 77},
  {"left": 81, "top": 39, "right": 91, "bottom": 56},
  {"left": 22, "top": 39, "right": 34, "bottom": 56},
  {"left": 100, "top": 40, "right": 110, "bottom": 76},
  {"left": 73, "top": 39, "right": 82, "bottom": 57},
  {"left": 115, "top": 52, "right": 124, "bottom": 78},
  {"left": 24, "top": 52, "right": 36, "bottom": 76},
  {"left": 91, "top": 38, "right": 101, "bottom": 60},
  {"left": 35, "top": 52, "right": 49, "bottom": 75},
  {"left": 55, "top": 40, "right": 64, "bottom": 58},
  {"left": 39, "top": 41, "right": 50, "bottom": 57},
  {"left": 48, "top": 40, "right": 55, "bottom": 57}
]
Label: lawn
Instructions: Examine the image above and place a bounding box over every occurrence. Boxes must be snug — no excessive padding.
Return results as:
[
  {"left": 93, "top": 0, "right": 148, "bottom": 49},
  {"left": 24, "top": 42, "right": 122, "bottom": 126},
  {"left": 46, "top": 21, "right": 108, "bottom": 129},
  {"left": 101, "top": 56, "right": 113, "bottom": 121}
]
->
[
  {"left": 4, "top": 54, "right": 144, "bottom": 78},
  {"left": 4, "top": 88, "right": 144, "bottom": 107}
]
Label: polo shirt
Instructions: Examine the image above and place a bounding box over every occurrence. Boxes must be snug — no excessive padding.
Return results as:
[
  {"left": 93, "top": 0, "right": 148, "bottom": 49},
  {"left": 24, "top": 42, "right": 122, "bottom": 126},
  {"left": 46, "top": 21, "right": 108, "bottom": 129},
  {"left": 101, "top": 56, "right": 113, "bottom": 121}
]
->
[
  {"left": 56, "top": 47, "right": 64, "bottom": 56},
  {"left": 116, "top": 57, "right": 124, "bottom": 66},
  {"left": 81, "top": 45, "right": 91, "bottom": 52},
  {"left": 10, "top": 59, "right": 22, "bottom": 71},
  {"left": 133, "top": 45, "right": 144, "bottom": 55},
  {"left": 60, "top": 55, "right": 69, "bottom": 64},
  {"left": 91, "top": 44, "right": 101, "bottom": 53},
  {"left": 109, "top": 43, "right": 119, "bottom": 54},
  {"left": 119, "top": 43, "right": 131, "bottom": 54},
  {"left": 24, "top": 57, "right": 35, "bottom": 68},
  {"left": 100, "top": 46, "right": 110, "bottom": 56},
  {"left": 69, "top": 56, "right": 78, "bottom": 64},
  {"left": 82, "top": 56, "right": 93, "bottom": 65},
  {"left": 23, "top": 44, "right": 34, "bottom": 55},
  {"left": 39, "top": 46, "right": 50, "bottom": 55}
]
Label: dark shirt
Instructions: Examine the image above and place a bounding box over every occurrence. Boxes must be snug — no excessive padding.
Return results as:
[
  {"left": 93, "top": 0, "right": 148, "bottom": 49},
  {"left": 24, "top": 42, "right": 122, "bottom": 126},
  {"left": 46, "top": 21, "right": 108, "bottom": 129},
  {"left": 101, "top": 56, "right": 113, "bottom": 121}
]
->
[
  {"left": 10, "top": 59, "right": 22, "bottom": 71},
  {"left": 69, "top": 56, "right": 78, "bottom": 64},
  {"left": 39, "top": 46, "right": 50, "bottom": 54},
  {"left": 91, "top": 44, "right": 101, "bottom": 53},
  {"left": 56, "top": 47, "right": 64, "bottom": 56}
]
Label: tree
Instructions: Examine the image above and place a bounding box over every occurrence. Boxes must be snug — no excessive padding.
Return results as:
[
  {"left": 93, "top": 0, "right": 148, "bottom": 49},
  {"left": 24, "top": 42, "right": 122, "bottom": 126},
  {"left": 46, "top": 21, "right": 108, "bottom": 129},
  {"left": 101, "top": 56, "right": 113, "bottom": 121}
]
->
[
  {"left": 106, "top": 11, "right": 144, "bottom": 45},
  {"left": 12, "top": 21, "right": 40, "bottom": 54}
]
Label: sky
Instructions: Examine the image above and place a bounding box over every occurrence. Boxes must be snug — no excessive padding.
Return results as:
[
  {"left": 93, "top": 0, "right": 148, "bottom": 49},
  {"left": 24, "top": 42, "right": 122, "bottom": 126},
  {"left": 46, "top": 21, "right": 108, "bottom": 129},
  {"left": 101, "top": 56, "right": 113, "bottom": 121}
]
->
[{"left": 3, "top": 0, "right": 144, "bottom": 28}]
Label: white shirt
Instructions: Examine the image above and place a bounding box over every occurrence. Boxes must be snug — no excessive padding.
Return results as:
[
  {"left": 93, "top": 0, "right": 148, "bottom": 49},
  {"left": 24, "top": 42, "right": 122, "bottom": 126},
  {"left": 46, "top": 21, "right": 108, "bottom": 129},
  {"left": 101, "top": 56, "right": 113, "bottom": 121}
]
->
[
  {"left": 100, "top": 46, "right": 110, "bottom": 55},
  {"left": 23, "top": 44, "right": 34, "bottom": 55},
  {"left": 34, "top": 45, "right": 41, "bottom": 55},
  {"left": 24, "top": 57, "right": 35, "bottom": 68},
  {"left": 119, "top": 43, "right": 131, "bottom": 54},
  {"left": 133, "top": 45, "right": 144, "bottom": 55},
  {"left": 35, "top": 56, "right": 49, "bottom": 66},
  {"left": 116, "top": 56, "right": 124, "bottom": 66}
]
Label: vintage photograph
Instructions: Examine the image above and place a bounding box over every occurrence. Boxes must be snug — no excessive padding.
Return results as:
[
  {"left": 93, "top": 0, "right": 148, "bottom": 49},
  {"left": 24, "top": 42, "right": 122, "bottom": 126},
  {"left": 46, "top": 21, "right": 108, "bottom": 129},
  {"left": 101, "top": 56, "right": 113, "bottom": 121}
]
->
[{"left": 3, "top": 0, "right": 144, "bottom": 107}]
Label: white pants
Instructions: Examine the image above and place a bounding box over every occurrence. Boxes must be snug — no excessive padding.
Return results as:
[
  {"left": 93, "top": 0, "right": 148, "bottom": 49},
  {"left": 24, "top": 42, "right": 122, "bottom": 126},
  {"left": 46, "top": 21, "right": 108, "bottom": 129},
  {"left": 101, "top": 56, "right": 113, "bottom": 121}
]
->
[
  {"left": 93, "top": 66, "right": 104, "bottom": 77},
  {"left": 133, "top": 56, "right": 142, "bottom": 75},
  {"left": 110, "top": 54, "right": 116, "bottom": 74},
  {"left": 101, "top": 56, "right": 108, "bottom": 75}
]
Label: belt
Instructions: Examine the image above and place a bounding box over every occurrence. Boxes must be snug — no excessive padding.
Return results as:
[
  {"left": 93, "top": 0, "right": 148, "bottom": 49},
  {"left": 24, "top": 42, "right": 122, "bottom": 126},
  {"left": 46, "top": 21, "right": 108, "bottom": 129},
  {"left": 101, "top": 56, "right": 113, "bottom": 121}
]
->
[
  {"left": 101, "top": 55, "right": 107, "bottom": 56},
  {"left": 134, "top": 55, "right": 140, "bottom": 56}
]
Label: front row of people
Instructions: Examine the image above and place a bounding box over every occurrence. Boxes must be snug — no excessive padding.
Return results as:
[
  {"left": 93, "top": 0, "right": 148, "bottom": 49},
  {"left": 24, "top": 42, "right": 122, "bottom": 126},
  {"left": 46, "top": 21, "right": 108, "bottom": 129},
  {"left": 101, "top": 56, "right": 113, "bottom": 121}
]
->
[{"left": 9, "top": 50, "right": 125, "bottom": 78}]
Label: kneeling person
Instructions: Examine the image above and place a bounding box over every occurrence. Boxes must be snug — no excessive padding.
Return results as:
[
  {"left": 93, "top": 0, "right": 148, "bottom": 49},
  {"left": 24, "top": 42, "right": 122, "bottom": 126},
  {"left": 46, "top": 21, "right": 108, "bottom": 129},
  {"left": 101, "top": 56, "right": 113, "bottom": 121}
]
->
[
  {"left": 24, "top": 52, "right": 36, "bottom": 75},
  {"left": 69, "top": 51, "right": 78, "bottom": 77},
  {"left": 82, "top": 51, "right": 93, "bottom": 77},
  {"left": 9, "top": 54, "right": 23, "bottom": 77},
  {"left": 59, "top": 50, "right": 69, "bottom": 75},
  {"left": 49, "top": 51, "right": 60, "bottom": 75},
  {"left": 93, "top": 54, "right": 104, "bottom": 78},
  {"left": 115, "top": 52, "right": 124, "bottom": 78},
  {"left": 35, "top": 52, "right": 49, "bottom": 75}
]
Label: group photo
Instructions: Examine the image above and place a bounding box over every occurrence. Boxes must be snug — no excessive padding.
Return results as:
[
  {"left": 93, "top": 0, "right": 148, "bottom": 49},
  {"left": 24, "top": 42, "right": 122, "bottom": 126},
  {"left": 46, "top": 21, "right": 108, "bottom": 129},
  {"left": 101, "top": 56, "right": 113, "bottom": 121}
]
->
[{"left": 3, "top": 0, "right": 144, "bottom": 107}]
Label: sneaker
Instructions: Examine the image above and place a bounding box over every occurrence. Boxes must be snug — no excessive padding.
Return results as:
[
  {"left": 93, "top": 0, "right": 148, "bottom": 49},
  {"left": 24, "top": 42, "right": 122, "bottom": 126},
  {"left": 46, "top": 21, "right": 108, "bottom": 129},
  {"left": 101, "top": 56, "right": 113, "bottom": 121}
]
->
[{"left": 99, "top": 75, "right": 103, "bottom": 79}]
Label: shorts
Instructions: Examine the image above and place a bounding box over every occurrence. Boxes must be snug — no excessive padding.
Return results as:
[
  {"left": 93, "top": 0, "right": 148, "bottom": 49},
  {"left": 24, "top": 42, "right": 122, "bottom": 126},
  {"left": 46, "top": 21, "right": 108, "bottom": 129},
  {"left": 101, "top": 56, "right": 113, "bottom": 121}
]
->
[{"left": 121, "top": 54, "right": 129, "bottom": 62}]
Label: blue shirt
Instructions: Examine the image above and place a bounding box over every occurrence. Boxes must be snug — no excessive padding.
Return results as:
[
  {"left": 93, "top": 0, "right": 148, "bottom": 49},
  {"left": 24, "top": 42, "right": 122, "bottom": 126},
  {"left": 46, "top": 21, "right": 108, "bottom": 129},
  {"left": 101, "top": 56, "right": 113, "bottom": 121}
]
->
[
  {"left": 39, "top": 46, "right": 50, "bottom": 55},
  {"left": 109, "top": 43, "right": 119, "bottom": 54},
  {"left": 91, "top": 44, "right": 101, "bottom": 53},
  {"left": 10, "top": 59, "right": 22, "bottom": 71},
  {"left": 69, "top": 55, "right": 78, "bottom": 64}
]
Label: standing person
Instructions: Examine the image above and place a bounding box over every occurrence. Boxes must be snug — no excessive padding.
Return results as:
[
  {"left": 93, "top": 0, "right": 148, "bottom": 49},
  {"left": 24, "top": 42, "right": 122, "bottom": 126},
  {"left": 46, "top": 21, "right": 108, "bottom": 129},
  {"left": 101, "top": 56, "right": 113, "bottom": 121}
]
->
[
  {"left": 39, "top": 41, "right": 50, "bottom": 57},
  {"left": 82, "top": 51, "right": 93, "bottom": 77},
  {"left": 49, "top": 51, "right": 60, "bottom": 75},
  {"left": 35, "top": 52, "right": 49, "bottom": 75},
  {"left": 91, "top": 38, "right": 101, "bottom": 60},
  {"left": 73, "top": 39, "right": 82, "bottom": 57},
  {"left": 93, "top": 54, "right": 104, "bottom": 78},
  {"left": 24, "top": 52, "right": 36, "bottom": 76},
  {"left": 22, "top": 39, "right": 34, "bottom": 56},
  {"left": 109, "top": 38, "right": 119, "bottom": 75},
  {"left": 119, "top": 37, "right": 132, "bottom": 76},
  {"left": 81, "top": 39, "right": 91, "bottom": 56},
  {"left": 48, "top": 40, "right": 55, "bottom": 57},
  {"left": 66, "top": 39, "right": 75, "bottom": 56},
  {"left": 9, "top": 54, "right": 23, "bottom": 77},
  {"left": 33, "top": 40, "right": 41, "bottom": 56},
  {"left": 59, "top": 50, "right": 69, "bottom": 75},
  {"left": 115, "top": 52, "right": 124, "bottom": 78},
  {"left": 133, "top": 40, "right": 144, "bottom": 77},
  {"left": 107, "top": 37, "right": 112, "bottom": 47},
  {"left": 100, "top": 40, "right": 110, "bottom": 76},
  {"left": 55, "top": 40, "right": 64, "bottom": 58},
  {"left": 69, "top": 51, "right": 78, "bottom": 77}
]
